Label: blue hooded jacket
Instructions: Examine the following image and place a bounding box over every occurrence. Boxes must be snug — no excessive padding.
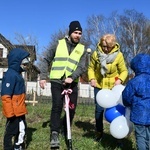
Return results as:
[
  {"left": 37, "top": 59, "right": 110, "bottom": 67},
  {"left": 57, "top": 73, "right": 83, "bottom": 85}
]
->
[
  {"left": 122, "top": 53, "right": 150, "bottom": 125},
  {"left": 1, "top": 48, "right": 30, "bottom": 118}
]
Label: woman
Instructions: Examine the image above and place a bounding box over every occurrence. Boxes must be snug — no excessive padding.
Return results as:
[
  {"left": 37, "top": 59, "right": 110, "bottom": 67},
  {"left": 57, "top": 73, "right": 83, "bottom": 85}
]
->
[{"left": 88, "top": 34, "right": 128, "bottom": 143}]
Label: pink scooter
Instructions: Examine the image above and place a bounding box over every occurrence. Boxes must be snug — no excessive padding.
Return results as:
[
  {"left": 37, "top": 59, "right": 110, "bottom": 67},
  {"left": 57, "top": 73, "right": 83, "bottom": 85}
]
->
[{"left": 61, "top": 86, "right": 73, "bottom": 150}]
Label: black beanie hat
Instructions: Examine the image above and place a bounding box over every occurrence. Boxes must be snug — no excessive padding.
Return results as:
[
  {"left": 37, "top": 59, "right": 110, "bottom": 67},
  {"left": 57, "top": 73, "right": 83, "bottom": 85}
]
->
[{"left": 69, "top": 21, "right": 82, "bottom": 36}]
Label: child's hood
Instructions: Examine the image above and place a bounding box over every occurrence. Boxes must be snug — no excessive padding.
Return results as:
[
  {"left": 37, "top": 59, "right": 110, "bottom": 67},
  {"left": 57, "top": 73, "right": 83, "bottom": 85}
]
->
[
  {"left": 131, "top": 53, "right": 150, "bottom": 75},
  {"left": 7, "top": 48, "right": 30, "bottom": 72}
]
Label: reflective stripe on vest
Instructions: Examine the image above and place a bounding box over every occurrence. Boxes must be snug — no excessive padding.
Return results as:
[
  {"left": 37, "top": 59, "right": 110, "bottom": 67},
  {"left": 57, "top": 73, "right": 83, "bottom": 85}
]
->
[{"left": 50, "top": 39, "right": 84, "bottom": 80}]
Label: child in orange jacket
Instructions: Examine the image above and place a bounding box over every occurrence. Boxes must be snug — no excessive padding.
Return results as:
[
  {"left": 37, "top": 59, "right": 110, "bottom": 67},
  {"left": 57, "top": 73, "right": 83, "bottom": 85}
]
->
[{"left": 1, "top": 48, "right": 30, "bottom": 150}]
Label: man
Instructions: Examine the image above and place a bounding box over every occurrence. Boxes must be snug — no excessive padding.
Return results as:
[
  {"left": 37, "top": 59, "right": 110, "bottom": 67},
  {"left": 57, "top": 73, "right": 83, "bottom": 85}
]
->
[{"left": 39, "top": 21, "right": 87, "bottom": 149}]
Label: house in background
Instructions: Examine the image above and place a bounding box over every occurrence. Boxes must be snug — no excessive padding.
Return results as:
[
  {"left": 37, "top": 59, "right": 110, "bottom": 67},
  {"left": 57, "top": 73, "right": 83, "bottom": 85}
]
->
[
  {"left": 0, "top": 34, "right": 15, "bottom": 79},
  {"left": 0, "top": 33, "right": 40, "bottom": 81}
]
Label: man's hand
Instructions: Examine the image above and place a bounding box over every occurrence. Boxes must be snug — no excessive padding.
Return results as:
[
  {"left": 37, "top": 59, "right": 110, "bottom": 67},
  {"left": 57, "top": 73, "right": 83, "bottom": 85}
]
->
[
  {"left": 64, "top": 77, "right": 73, "bottom": 84},
  {"left": 39, "top": 80, "right": 47, "bottom": 89}
]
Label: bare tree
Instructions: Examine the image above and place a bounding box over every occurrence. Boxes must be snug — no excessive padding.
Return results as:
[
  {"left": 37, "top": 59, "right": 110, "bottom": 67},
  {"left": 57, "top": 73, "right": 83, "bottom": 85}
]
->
[
  {"left": 83, "top": 10, "right": 150, "bottom": 75},
  {"left": 107, "top": 11, "right": 120, "bottom": 35},
  {"left": 84, "top": 12, "right": 121, "bottom": 50},
  {"left": 118, "top": 9, "right": 150, "bottom": 69},
  {"left": 14, "top": 33, "right": 39, "bottom": 58},
  {"left": 37, "top": 29, "right": 67, "bottom": 75},
  {"left": 14, "top": 33, "right": 40, "bottom": 81},
  {"left": 84, "top": 14, "right": 106, "bottom": 50}
]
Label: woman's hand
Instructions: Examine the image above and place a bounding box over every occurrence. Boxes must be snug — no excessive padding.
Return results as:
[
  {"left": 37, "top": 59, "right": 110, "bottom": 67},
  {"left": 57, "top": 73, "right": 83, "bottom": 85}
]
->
[
  {"left": 114, "top": 79, "right": 122, "bottom": 86},
  {"left": 90, "top": 79, "right": 97, "bottom": 87}
]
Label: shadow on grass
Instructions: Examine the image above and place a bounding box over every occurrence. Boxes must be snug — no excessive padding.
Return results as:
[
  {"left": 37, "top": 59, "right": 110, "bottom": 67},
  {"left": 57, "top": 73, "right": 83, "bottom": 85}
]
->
[
  {"left": 75, "top": 120, "right": 135, "bottom": 150},
  {"left": 42, "top": 120, "right": 50, "bottom": 128},
  {"left": 26, "top": 127, "right": 37, "bottom": 148},
  {"left": 75, "top": 120, "right": 95, "bottom": 132},
  {"left": 75, "top": 120, "right": 95, "bottom": 139},
  {"left": 100, "top": 133, "right": 135, "bottom": 150}
]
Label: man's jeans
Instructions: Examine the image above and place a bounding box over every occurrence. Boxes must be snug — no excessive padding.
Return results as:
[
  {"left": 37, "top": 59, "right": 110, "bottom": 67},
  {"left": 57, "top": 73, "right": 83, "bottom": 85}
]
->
[
  {"left": 94, "top": 87, "right": 104, "bottom": 132},
  {"left": 134, "top": 124, "right": 150, "bottom": 150}
]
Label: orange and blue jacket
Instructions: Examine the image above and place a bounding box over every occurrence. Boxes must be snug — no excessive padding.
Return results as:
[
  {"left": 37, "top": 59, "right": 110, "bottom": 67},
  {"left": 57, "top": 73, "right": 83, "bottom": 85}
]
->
[{"left": 1, "top": 48, "right": 30, "bottom": 118}]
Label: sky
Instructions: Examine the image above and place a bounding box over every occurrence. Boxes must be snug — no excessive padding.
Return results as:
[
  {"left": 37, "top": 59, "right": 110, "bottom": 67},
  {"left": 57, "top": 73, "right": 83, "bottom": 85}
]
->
[{"left": 0, "top": 0, "right": 150, "bottom": 54}]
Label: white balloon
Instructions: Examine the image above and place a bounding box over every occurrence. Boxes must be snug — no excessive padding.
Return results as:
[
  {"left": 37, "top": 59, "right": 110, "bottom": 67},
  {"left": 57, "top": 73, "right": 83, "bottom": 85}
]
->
[
  {"left": 96, "top": 89, "right": 118, "bottom": 108},
  {"left": 110, "top": 116, "right": 129, "bottom": 139},
  {"left": 112, "top": 84, "right": 125, "bottom": 106},
  {"left": 125, "top": 107, "right": 133, "bottom": 135},
  {"left": 125, "top": 107, "right": 131, "bottom": 120}
]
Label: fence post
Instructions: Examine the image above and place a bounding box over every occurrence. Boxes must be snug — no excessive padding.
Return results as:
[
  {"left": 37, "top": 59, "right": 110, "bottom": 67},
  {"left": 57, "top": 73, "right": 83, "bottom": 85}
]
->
[
  {"left": 25, "top": 91, "right": 38, "bottom": 106},
  {"left": 87, "top": 48, "right": 92, "bottom": 98}
]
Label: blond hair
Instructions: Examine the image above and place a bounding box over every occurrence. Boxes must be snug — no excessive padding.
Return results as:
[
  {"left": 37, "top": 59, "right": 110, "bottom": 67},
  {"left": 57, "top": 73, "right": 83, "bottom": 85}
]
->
[{"left": 100, "top": 34, "right": 116, "bottom": 47}]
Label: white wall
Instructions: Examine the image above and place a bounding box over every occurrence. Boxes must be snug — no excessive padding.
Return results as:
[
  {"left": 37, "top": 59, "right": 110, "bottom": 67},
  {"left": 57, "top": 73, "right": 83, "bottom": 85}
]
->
[
  {"left": 0, "top": 44, "right": 8, "bottom": 79},
  {"left": 78, "top": 83, "right": 94, "bottom": 98},
  {"left": 0, "top": 44, "right": 8, "bottom": 58},
  {"left": 0, "top": 68, "right": 7, "bottom": 78}
]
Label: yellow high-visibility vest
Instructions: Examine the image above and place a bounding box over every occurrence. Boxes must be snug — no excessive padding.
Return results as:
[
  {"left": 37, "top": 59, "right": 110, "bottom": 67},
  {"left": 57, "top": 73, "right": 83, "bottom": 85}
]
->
[{"left": 50, "top": 39, "right": 84, "bottom": 81}]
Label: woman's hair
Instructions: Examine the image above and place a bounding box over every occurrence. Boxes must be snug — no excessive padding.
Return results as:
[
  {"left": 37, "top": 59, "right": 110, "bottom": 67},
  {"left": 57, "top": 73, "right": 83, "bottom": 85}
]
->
[{"left": 99, "top": 34, "right": 116, "bottom": 47}]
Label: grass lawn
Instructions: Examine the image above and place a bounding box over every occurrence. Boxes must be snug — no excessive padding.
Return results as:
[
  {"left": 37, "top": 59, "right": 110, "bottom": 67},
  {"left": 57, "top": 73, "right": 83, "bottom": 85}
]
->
[{"left": 0, "top": 101, "right": 136, "bottom": 150}]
